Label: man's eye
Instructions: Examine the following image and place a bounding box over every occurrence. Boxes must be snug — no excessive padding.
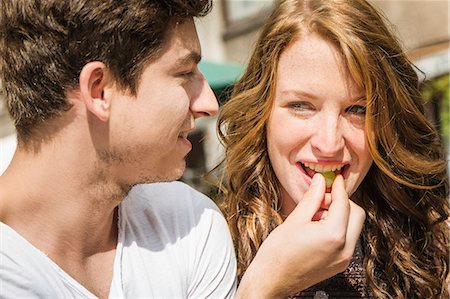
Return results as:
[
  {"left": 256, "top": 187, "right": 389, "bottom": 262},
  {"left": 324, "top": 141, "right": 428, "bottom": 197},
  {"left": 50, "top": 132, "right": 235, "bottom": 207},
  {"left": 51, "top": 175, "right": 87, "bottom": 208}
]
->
[
  {"left": 177, "top": 66, "right": 198, "bottom": 80},
  {"left": 181, "top": 71, "right": 194, "bottom": 78},
  {"left": 346, "top": 105, "right": 366, "bottom": 115}
]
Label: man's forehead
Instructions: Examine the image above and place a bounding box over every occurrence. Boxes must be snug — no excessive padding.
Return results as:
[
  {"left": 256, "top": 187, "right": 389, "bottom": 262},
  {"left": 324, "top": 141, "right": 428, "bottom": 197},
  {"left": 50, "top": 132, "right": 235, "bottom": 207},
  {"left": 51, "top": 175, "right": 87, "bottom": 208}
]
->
[{"left": 156, "top": 19, "right": 201, "bottom": 68}]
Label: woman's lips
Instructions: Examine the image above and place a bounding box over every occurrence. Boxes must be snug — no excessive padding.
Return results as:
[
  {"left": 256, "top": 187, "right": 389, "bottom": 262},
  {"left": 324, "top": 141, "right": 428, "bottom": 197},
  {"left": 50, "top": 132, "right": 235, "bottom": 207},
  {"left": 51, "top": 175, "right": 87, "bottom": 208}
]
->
[
  {"left": 304, "top": 165, "right": 316, "bottom": 178},
  {"left": 297, "top": 162, "right": 349, "bottom": 180}
]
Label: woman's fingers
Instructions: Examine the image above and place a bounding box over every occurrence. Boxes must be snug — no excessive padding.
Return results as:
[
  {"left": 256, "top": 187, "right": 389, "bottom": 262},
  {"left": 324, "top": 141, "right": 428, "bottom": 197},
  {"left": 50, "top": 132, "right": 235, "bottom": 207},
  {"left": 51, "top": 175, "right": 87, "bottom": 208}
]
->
[
  {"left": 344, "top": 200, "right": 366, "bottom": 251},
  {"left": 326, "top": 175, "right": 351, "bottom": 232},
  {"left": 288, "top": 173, "right": 326, "bottom": 222}
]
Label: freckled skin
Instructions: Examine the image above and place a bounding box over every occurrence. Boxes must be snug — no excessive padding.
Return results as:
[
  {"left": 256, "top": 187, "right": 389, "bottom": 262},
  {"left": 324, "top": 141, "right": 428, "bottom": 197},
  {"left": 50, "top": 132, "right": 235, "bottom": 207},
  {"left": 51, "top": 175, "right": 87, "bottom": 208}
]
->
[{"left": 266, "top": 33, "right": 374, "bottom": 217}]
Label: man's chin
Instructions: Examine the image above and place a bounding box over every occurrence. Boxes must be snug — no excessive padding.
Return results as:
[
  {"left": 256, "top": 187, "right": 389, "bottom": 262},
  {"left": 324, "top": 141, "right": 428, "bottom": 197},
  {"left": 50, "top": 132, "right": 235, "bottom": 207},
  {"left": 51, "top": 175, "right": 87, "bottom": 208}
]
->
[{"left": 136, "top": 164, "right": 186, "bottom": 185}]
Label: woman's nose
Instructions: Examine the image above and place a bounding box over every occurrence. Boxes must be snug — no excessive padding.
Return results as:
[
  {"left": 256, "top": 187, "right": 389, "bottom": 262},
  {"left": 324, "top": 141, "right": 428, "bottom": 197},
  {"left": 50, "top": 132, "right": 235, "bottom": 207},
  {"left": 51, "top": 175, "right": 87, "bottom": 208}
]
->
[{"left": 310, "top": 114, "right": 345, "bottom": 157}]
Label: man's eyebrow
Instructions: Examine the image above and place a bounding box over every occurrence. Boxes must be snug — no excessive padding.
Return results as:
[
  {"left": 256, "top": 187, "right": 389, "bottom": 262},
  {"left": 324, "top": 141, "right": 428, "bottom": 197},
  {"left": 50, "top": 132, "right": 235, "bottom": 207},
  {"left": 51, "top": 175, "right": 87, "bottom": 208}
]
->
[{"left": 175, "top": 51, "right": 202, "bottom": 67}]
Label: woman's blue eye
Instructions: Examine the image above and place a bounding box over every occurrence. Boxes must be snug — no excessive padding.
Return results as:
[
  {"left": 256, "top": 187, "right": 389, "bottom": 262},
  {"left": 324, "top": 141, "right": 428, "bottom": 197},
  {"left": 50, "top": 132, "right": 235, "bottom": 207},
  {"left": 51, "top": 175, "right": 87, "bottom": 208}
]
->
[
  {"left": 347, "top": 105, "right": 366, "bottom": 115},
  {"left": 289, "top": 102, "right": 312, "bottom": 110}
]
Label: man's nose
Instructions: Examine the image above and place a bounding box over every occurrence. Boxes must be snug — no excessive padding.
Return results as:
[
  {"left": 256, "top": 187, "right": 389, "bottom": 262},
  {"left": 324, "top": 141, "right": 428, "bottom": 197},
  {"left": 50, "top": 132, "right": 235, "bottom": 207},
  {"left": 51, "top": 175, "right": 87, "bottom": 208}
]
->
[
  {"left": 190, "top": 73, "right": 219, "bottom": 119},
  {"left": 310, "top": 114, "right": 345, "bottom": 157}
]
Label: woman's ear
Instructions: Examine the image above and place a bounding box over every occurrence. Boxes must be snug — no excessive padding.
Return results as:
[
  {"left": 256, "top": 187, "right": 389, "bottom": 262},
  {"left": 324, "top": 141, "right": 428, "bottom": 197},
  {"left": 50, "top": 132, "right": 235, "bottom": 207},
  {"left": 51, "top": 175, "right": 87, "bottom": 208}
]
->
[{"left": 79, "top": 61, "right": 110, "bottom": 122}]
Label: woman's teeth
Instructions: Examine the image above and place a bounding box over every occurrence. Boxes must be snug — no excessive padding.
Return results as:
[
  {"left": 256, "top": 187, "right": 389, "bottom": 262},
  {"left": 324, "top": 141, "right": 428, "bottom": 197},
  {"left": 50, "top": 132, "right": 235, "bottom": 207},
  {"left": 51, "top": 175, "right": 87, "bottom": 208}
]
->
[
  {"left": 303, "top": 162, "right": 343, "bottom": 172},
  {"left": 302, "top": 162, "right": 345, "bottom": 188}
]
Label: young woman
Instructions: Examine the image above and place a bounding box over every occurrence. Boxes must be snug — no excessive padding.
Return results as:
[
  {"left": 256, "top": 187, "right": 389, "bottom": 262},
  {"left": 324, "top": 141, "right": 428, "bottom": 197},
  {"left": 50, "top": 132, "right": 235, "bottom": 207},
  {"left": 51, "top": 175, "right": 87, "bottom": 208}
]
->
[{"left": 215, "top": 0, "right": 449, "bottom": 298}]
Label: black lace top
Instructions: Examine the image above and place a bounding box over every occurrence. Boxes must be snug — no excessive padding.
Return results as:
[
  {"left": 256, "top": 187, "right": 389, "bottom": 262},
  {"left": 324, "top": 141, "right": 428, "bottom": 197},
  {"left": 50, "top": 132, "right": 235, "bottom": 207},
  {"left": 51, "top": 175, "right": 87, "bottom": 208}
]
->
[{"left": 292, "top": 241, "right": 375, "bottom": 299}]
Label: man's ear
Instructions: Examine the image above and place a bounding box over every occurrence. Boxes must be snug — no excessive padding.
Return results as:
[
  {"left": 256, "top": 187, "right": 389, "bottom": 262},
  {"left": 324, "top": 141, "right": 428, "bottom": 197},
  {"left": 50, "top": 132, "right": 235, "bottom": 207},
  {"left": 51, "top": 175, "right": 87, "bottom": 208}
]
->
[{"left": 79, "top": 61, "right": 110, "bottom": 122}]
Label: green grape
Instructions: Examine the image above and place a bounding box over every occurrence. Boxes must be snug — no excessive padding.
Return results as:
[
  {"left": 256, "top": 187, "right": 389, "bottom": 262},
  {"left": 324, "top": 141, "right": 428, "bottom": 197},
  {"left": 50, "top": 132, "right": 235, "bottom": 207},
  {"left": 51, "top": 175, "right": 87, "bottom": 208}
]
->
[{"left": 322, "top": 171, "right": 336, "bottom": 188}]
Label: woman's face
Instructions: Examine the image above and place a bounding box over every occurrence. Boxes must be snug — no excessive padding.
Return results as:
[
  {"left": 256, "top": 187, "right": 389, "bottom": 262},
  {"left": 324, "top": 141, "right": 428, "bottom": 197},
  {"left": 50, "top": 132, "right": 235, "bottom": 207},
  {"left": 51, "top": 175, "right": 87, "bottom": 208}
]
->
[{"left": 267, "top": 33, "right": 373, "bottom": 217}]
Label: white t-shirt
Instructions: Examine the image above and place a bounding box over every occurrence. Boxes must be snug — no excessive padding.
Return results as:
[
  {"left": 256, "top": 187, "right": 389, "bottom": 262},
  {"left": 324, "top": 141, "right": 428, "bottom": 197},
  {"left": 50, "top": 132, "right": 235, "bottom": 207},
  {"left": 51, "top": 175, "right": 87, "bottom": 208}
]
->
[{"left": 0, "top": 182, "right": 237, "bottom": 298}]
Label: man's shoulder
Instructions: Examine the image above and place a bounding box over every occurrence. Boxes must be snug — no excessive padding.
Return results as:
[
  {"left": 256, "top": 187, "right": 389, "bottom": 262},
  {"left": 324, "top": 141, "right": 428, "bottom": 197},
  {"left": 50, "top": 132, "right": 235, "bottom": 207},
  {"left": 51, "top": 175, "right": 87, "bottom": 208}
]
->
[
  {"left": 130, "top": 181, "right": 204, "bottom": 197},
  {"left": 0, "top": 223, "right": 89, "bottom": 298},
  {"left": 125, "top": 181, "right": 219, "bottom": 213},
  {"left": 120, "top": 181, "right": 224, "bottom": 233},
  {"left": 116, "top": 183, "right": 236, "bottom": 298},
  {"left": 118, "top": 181, "right": 230, "bottom": 260}
]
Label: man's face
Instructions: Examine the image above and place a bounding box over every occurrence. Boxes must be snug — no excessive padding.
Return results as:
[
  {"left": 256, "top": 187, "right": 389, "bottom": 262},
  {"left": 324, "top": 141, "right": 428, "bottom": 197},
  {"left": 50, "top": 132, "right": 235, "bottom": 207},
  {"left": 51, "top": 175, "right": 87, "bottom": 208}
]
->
[{"left": 105, "top": 19, "right": 218, "bottom": 185}]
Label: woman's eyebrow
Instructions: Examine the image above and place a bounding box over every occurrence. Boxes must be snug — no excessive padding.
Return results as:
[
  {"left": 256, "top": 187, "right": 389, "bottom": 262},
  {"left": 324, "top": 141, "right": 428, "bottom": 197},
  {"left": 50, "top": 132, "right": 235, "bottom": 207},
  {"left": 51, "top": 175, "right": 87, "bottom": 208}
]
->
[{"left": 280, "top": 89, "right": 319, "bottom": 100}]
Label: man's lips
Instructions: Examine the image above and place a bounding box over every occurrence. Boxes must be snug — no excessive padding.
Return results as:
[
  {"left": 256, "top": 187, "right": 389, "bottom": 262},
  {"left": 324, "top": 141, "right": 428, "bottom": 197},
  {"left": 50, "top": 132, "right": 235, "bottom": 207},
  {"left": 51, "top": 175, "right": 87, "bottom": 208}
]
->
[
  {"left": 178, "top": 129, "right": 194, "bottom": 150},
  {"left": 178, "top": 126, "right": 195, "bottom": 139},
  {"left": 178, "top": 132, "right": 189, "bottom": 139}
]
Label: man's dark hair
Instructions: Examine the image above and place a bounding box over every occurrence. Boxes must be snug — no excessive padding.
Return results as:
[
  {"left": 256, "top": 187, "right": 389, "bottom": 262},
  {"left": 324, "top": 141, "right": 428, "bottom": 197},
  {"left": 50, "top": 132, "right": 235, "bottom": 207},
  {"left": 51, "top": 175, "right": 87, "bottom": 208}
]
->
[{"left": 0, "top": 0, "right": 211, "bottom": 140}]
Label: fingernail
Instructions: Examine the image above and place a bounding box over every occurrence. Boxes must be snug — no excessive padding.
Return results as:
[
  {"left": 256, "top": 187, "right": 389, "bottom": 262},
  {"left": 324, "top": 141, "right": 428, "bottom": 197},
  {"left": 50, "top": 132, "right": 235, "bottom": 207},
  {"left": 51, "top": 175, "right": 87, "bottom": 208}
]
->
[
  {"left": 324, "top": 193, "right": 332, "bottom": 204},
  {"left": 311, "top": 173, "right": 321, "bottom": 186}
]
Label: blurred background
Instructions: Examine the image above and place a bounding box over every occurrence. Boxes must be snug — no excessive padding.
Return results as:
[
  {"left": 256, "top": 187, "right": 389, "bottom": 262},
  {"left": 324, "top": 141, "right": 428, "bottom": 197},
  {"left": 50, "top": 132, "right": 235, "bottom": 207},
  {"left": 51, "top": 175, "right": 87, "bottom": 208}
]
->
[{"left": 1, "top": 0, "right": 449, "bottom": 194}]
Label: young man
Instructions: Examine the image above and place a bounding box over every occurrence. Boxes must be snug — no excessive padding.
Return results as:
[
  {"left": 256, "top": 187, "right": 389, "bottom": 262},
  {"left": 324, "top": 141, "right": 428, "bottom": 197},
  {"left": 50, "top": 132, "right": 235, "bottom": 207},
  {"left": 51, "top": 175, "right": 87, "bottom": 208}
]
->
[{"left": 0, "top": 1, "right": 365, "bottom": 298}]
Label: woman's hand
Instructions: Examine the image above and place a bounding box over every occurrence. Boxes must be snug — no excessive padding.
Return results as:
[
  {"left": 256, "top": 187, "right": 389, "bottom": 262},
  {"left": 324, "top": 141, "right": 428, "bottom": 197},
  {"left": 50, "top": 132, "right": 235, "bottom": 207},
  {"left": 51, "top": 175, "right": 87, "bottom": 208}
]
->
[{"left": 235, "top": 173, "right": 366, "bottom": 298}]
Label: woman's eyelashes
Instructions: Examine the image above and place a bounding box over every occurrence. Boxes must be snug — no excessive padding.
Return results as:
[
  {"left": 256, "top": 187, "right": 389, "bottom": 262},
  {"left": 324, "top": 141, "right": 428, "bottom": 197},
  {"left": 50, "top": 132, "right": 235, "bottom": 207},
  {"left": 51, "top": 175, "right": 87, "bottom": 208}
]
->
[
  {"left": 288, "top": 101, "right": 314, "bottom": 110},
  {"left": 287, "top": 101, "right": 316, "bottom": 117},
  {"left": 286, "top": 101, "right": 366, "bottom": 117},
  {"left": 346, "top": 104, "right": 366, "bottom": 115}
]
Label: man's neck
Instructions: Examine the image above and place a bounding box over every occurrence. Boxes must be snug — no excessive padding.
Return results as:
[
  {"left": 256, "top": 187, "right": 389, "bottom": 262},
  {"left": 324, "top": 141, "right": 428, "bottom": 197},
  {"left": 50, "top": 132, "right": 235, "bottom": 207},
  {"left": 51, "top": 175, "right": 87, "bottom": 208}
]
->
[
  {"left": 0, "top": 144, "right": 126, "bottom": 258},
  {"left": 0, "top": 143, "right": 127, "bottom": 298}
]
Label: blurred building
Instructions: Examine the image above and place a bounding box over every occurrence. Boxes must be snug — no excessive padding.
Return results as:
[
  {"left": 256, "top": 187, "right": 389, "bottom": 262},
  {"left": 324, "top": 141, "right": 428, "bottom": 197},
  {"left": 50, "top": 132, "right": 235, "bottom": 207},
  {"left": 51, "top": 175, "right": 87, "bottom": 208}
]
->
[{"left": 197, "top": 0, "right": 449, "bottom": 67}]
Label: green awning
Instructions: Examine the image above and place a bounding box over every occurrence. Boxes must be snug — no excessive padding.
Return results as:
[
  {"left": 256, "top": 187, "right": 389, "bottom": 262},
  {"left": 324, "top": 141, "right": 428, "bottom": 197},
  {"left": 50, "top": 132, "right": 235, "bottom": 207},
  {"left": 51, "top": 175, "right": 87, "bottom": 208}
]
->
[{"left": 199, "top": 60, "right": 243, "bottom": 91}]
